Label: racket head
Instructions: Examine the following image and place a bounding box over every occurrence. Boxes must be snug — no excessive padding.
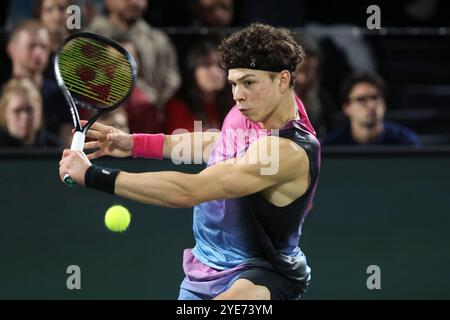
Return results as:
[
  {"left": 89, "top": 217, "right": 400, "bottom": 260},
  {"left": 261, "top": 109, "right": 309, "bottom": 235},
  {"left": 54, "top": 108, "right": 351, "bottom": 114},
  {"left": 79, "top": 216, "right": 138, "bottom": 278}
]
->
[{"left": 54, "top": 32, "right": 137, "bottom": 116}]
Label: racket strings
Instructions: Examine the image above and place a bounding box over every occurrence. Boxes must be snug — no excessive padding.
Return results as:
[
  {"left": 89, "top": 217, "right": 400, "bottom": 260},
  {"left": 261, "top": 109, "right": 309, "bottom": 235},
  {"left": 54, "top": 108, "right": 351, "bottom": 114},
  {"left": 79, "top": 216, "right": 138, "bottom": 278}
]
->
[
  {"left": 59, "top": 60, "right": 132, "bottom": 102},
  {"left": 58, "top": 37, "right": 134, "bottom": 108},
  {"left": 61, "top": 38, "right": 133, "bottom": 75}
]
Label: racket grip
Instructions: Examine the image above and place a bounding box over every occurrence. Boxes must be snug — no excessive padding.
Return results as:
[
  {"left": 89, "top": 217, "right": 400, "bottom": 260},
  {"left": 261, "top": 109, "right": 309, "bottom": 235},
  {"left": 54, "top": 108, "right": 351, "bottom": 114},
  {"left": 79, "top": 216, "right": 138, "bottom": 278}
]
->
[
  {"left": 64, "top": 174, "right": 77, "bottom": 186},
  {"left": 64, "top": 131, "right": 86, "bottom": 187}
]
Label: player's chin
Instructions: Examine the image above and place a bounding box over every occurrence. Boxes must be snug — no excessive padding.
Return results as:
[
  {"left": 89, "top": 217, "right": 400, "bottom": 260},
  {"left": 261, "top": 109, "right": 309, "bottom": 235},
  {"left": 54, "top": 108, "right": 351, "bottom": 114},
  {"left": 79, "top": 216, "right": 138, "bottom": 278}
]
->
[{"left": 245, "top": 113, "right": 262, "bottom": 123}]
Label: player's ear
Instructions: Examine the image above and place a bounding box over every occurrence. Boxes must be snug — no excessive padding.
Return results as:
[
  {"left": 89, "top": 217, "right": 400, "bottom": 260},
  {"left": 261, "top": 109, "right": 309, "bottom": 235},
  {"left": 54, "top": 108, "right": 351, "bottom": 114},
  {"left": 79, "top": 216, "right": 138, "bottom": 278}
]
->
[{"left": 278, "top": 70, "right": 291, "bottom": 92}]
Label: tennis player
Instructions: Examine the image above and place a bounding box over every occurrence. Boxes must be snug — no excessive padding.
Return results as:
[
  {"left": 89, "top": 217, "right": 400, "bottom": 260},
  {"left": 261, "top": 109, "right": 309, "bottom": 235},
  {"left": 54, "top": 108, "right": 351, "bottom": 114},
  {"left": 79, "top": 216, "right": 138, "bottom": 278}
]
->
[{"left": 59, "top": 23, "right": 321, "bottom": 300}]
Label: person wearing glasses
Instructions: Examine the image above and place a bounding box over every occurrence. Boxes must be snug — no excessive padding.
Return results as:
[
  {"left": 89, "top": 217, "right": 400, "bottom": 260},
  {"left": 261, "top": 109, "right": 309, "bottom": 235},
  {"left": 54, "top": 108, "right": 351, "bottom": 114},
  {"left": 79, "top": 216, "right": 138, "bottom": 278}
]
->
[
  {"left": 322, "top": 72, "right": 421, "bottom": 146},
  {"left": 0, "top": 78, "right": 62, "bottom": 148}
]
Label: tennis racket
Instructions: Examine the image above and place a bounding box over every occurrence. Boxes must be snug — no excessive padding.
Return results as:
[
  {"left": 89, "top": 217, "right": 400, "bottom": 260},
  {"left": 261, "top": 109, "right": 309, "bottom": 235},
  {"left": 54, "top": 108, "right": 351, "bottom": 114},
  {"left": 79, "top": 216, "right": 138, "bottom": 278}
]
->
[{"left": 54, "top": 32, "right": 137, "bottom": 186}]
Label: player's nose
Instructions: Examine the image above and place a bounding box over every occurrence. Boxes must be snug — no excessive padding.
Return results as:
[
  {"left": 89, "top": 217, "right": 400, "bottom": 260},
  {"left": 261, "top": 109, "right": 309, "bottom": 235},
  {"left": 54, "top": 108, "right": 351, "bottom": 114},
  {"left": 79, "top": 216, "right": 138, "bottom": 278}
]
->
[{"left": 233, "top": 85, "right": 245, "bottom": 102}]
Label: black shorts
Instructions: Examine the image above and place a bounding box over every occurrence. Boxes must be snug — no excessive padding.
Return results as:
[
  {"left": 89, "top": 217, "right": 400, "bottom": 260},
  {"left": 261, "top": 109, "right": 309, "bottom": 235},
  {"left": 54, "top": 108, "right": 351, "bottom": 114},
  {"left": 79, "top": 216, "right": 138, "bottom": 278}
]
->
[{"left": 236, "top": 267, "right": 309, "bottom": 300}]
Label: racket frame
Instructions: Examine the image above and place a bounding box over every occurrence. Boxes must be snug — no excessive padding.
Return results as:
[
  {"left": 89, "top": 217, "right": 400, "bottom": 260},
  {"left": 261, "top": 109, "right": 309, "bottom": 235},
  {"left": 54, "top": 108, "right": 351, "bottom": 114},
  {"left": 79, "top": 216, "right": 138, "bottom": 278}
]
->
[{"left": 54, "top": 32, "right": 137, "bottom": 186}]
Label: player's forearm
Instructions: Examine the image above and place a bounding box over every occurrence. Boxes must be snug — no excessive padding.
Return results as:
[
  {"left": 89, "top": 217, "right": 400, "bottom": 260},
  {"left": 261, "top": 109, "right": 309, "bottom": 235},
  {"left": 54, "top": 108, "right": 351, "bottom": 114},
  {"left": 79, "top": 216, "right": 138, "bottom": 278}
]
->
[
  {"left": 163, "top": 132, "right": 219, "bottom": 163},
  {"left": 114, "top": 171, "right": 199, "bottom": 208}
]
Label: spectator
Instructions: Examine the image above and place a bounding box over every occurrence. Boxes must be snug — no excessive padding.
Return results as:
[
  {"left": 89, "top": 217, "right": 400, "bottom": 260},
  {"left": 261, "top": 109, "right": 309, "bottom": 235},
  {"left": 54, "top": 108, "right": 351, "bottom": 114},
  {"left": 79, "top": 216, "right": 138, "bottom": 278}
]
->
[
  {"left": 88, "top": 0, "right": 181, "bottom": 109},
  {"left": 113, "top": 34, "right": 162, "bottom": 133},
  {"left": 33, "top": 0, "right": 70, "bottom": 54},
  {"left": 175, "top": 0, "right": 235, "bottom": 81},
  {"left": 0, "top": 78, "right": 62, "bottom": 147},
  {"left": 7, "top": 20, "right": 51, "bottom": 91},
  {"left": 6, "top": 20, "right": 72, "bottom": 145},
  {"left": 97, "top": 108, "right": 130, "bottom": 134},
  {"left": 322, "top": 72, "right": 421, "bottom": 146},
  {"left": 33, "top": 0, "right": 72, "bottom": 81},
  {"left": 294, "top": 36, "right": 337, "bottom": 137},
  {"left": 165, "top": 41, "right": 232, "bottom": 133},
  {"left": 190, "top": 0, "right": 234, "bottom": 27}
]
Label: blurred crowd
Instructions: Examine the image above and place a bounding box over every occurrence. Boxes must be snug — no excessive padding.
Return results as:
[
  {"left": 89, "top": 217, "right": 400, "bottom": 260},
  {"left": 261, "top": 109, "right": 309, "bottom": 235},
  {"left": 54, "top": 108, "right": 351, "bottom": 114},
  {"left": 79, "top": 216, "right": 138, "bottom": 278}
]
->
[{"left": 1, "top": 0, "right": 449, "bottom": 149}]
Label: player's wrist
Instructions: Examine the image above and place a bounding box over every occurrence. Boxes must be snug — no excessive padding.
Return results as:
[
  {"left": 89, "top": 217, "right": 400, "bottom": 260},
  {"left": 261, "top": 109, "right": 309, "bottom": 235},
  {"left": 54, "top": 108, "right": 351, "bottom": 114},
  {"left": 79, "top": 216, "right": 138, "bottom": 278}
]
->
[
  {"left": 127, "top": 134, "right": 134, "bottom": 155},
  {"left": 132, "top": 133, "right": 165, "bottom": 159},
  {"left": 84, "top": 165, "right": 120, "bottom": 194},
  {"left": 81, "top": 164, "right": 92, "bottom": 186}
]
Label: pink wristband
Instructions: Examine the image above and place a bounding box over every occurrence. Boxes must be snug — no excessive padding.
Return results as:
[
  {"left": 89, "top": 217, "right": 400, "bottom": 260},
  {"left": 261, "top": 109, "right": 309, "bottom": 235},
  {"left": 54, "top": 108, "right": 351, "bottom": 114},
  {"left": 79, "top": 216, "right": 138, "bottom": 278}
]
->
[{"left": 132, "top": 133, "right": 165, "bottom": 159}]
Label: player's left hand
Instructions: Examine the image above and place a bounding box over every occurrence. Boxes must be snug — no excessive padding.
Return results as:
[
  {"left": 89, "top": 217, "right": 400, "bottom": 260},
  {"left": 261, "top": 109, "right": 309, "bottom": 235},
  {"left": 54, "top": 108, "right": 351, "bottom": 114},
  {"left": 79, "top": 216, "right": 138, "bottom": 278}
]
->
[{"left": 59, "top": 149, "right": 92, "bottom": 186}]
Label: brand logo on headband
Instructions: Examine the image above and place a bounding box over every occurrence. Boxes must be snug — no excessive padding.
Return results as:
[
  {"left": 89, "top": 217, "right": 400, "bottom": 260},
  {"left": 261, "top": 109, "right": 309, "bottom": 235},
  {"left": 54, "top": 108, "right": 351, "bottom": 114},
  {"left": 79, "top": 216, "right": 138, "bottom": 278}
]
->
[{"left": 230, "top": 54, "right": 295, "bottom": 73}]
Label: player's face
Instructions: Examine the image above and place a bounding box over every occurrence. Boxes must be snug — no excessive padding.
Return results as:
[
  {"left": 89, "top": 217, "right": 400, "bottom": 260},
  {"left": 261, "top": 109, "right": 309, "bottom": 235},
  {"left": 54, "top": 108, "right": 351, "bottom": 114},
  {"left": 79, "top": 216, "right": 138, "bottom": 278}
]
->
[
  {"left": 228, "top": 68, "right": 283, "bottom": 123},
  {"left": 344, "top": 82, "right": 385, "bottom": 128},
  {"left": 5, "top": 95, "right": 42, "bottom": 141}
]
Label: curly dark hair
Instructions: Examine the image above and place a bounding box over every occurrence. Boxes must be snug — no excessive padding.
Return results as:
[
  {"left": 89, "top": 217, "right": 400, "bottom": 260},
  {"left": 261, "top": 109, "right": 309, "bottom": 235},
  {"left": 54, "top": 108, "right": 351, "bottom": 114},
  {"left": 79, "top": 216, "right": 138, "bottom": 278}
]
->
[{"left": 218, "top": 23, "right": 304, "bottom": 86}]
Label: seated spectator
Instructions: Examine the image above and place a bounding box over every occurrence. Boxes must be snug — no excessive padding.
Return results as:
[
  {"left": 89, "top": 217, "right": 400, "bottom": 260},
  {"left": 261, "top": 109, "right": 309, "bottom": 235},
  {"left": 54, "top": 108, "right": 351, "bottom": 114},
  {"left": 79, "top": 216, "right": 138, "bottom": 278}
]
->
[
  {"left": 98, "top": 108, "right": 130, "bottom": 134},
  {"left": 113, "top": 34, "right": 162, "bottom": 134},
  {"left": 7, "top": 20, "right": 51, "bottom": 90},
  {"left": 33, "top": 0, "right": 71, "bottom": 80},
  {"left": 322, "top": 72, "right": 421, "bottom": 146},
  {"left": 88, "top": 0, "right": 180, "bottom": 109},
  {"left": 176, "top": 0, "right": 234, "bottom": 80},
  {"left": 190, "top": 0, "right": 235, "bottom": 27},
  {"left": 34, "top": 0, "right": 71, "bottom": 53},
  {"left": 0, "top": 78, "right": 62, "bottom": 147},
  {"left": 165, "top": 41, "right": 232, "bottom": 133},
  {"left": 6, "top": 19, "right": 72, "bottom": 145},
  {"left": 294, "top": 36, "right": 337, "bottom": 137}
]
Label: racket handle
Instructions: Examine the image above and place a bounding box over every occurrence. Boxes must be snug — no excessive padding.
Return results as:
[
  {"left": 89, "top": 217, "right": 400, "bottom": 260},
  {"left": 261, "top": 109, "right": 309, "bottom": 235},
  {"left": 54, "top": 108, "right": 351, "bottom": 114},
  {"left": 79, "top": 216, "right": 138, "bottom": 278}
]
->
[
  {"left": 64, "top": 131, "right": 86, "bottom": 187},
  {"left": 64, "top": 174, "right": 77, "bottom": 186}
]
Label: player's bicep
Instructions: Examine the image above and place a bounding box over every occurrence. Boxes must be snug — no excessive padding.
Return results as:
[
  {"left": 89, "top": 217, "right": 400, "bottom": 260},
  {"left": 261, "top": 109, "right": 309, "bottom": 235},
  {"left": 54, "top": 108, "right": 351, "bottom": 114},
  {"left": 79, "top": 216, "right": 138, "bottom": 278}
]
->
[
  {"left": 194, "top": 161, "right": 273, "bottom": 202},
  {"left": 164, "top": 132, "right": 220, "bottom": 163}
]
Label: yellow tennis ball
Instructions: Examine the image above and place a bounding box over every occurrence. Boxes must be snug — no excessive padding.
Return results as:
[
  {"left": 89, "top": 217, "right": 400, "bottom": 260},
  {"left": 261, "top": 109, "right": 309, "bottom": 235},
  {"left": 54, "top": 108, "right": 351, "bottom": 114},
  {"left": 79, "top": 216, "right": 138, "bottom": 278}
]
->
[{"left": 104, "top": 205, "right": 131, "bottom": 232}]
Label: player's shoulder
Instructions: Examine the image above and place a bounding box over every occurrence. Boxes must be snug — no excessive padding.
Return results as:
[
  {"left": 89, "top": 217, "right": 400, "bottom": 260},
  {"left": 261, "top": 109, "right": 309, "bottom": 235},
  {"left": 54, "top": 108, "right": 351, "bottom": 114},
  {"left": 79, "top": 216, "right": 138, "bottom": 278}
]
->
[
  {"left": 246, "top": 135, "right": 309, "bottom": 180},
  {"left": 248, "top": 135, "right": 309, "bottom": 167},
  {"left": 222, "top": 105, "right": 249, "bottom": 129},
  {"left": 278, "top": 136, "right": 309, "bottom": 162}
]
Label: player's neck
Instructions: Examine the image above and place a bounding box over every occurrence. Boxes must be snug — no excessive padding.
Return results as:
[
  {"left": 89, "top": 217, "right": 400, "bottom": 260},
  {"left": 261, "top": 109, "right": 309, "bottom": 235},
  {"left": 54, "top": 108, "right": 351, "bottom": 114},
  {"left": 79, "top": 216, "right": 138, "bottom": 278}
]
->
[{"left": 259, "top": 92, "right": 297, "bottom": 130}]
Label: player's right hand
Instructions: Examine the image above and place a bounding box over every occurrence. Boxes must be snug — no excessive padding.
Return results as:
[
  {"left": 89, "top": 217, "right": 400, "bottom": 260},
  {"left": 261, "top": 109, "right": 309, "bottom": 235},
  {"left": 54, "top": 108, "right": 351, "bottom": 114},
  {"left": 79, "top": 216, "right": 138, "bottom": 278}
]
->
[{"left": 81, "top": 120, "right": 133, "bottom": 160}]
